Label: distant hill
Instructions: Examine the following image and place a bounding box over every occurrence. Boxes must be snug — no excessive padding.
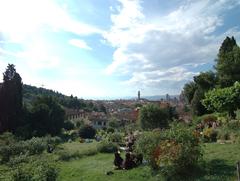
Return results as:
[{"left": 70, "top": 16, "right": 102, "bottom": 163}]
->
[{"left": 22, "top": 85, "right": 98, "bottom": 111}]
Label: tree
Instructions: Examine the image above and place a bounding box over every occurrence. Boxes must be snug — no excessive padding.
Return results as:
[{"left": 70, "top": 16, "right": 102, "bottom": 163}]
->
[
  {"left": 0, "top": 64, "right": 23, "bottom": 133},
  {"left": 193, "top": 71, "right": 216, "bottom": 90},
  {"left": 183, "top": 81, "right": 197, "bottom": 104},
  {"left": 139, "top": 104, "right": 169, "bottom": 130},
  {"left": 78, "top": 125, "right": 96, "bottom": 139},
  {"left": 31, "top": 96, "right": 65, "bottom": 136},
  {"left": 202, "top": 82, "right": 240, "bottom": 117},
  {"left": 191, "top": 89, "right": 207, "bottom": 116},
  {"left": 215, "top": 36, "right": 240, "bottom": 87}
]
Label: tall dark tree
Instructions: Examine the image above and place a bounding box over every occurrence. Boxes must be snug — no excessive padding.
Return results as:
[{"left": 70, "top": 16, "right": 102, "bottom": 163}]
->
[
  {"left": 0, "top": 64, "right": 23, "bottom": 133},
  {"left": 215, "top": 36, "right": 240, "bottom": 87},
  {"left": 31, "top": 96, "right": 65, "bottom": 136},
  {"left": 183, "top": 81, "right": 197, "bottom": 104}
]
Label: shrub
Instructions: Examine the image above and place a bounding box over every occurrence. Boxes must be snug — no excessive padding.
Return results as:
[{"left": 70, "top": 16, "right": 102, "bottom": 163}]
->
[
  {"left": 202, "top": 128, "right": 218, "bottom": 142},
  {"left": 57, "top": 150, "right": 82, "bottom": 161},
  {"left": 79, "top": 125, "right": 96, "bottom": 139},
  {"left": 11, "top": 167, "right": 32, "bottom": 181},
  {"left": 109, "top": 133, "right": 123, "bottom": 143},
  {"left": 106, "top": 127, "right": 114, "bottom": 133},
  {"left": 135, "top": 124, "right": 202, "bottom": 178},
  {"left": 202, "top": 114, "right": 217, "bottom": 124},
  {"left": 11, "top": 158, "right": 58, "bottom": 181},
  {"left": 0, "top": 132, "right": 16, "bottom": 146},
  {"left": 0, "top": 137, "right": 47, "bottom": 163},
  {"left": 63, "top": 120, "right": 75, "bottom": 130},
  {"left": 97, "top": 141, "right": 118, "bottom": 153},
  {"left": 139, "top": 104, "right": 169, "bottom": 130}
]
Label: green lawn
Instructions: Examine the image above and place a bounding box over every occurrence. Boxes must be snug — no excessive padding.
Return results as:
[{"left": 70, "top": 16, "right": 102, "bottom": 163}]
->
[
  {"left": 58, "top": 142, "right": 240, "bottom": 181},
  {"left": 1, "top": 142, "right": 240, "bottom": 181}
]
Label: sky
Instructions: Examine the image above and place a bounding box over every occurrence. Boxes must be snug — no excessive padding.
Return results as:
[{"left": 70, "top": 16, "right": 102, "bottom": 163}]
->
[{"left": 0, "top": 0, "right": 240, "bottom": 99}]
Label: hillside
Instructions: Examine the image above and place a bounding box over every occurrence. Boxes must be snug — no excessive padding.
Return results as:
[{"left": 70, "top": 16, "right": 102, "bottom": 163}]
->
[{"left": 22, "top": 85, "right": 95, "bottom": 111}]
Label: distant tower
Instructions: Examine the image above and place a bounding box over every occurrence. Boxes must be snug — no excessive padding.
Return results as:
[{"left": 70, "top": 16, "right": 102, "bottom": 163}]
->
[{"left": 138, "top": 90, "right": 141, "bottom": 101}]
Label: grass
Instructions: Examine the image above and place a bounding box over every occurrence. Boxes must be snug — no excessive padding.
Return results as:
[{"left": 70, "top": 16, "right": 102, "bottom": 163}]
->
[
  {"left": 196, "top": 143, "right": 240, "bottom": 181},
  {"left": 57, "top": 142, "right": 240, "bottom": 181},
  {"left": 58, "top": 153, "right": 158, "bottom": 181},
  {"left": 1, "top": 141, "right": 240, "bottom": 180}
]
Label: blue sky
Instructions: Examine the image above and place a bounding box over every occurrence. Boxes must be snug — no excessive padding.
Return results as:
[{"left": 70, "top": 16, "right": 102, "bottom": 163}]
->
[{"left": 0, "top": 0, "right": 240, "bottom": 99}]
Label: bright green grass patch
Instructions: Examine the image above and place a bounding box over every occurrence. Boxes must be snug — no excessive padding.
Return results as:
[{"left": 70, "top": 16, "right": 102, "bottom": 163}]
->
[
  {"left": 1, "top": 142, "right": 240, "bottom": 181},
  {"left": 58, "top": 153, "right": 158, "bottom": 181},
  {"left": 59, "top": 140, "right": 99, "bottom": 153},
  {"left": 58, "top": 143, "right": 240, "bottom": 181}
]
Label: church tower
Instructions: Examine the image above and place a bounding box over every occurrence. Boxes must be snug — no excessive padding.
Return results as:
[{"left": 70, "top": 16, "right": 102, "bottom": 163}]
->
[{"left": 138, "top": 90, "right": 140, "bottom": 101}]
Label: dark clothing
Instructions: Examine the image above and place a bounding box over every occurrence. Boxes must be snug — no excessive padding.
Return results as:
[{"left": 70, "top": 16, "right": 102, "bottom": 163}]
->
[
  {"left": 114, "top": 152, "right": 123, "bottom": 169},
  {"left": 123, "top": 153, "right": 135, "bottom": 170}
]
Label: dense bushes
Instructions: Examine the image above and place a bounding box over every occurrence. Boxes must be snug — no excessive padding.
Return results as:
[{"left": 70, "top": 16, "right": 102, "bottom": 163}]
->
[
  {"left": 97, "top": 141, "right": 118, "bottom": 153},
  {"left": 135, "top": 124, "right": 202, "bottom": 178},
  {"left": 0, "top": 136, "right": 61, "bottom": 163},
  {"left": 139, "top": 104, "right": 169, "bottom": 130},
  {"left": 79, "top": 125, "right": 96, "bottom": 139},
  {"left": 11, "top": 157, "right": 58, "bottom": 181}
]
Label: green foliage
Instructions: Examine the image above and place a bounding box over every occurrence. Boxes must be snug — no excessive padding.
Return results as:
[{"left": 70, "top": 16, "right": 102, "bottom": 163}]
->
[
  {"left": 216, "top": 36, "right": 240, "bottom": 87},
  {"left": 0, "top": 132, "right": 16, "bottom": 146},
  {"left": 139, "top": 104, "right": 169, "bottom": 130},
  {"left": 191, "top": 88, "right": 208, "bottom": 116},
  {"left": 235, "top": 109, "right": 240, "bottom": 120},
  {"left": 202, "top": 128, "right": 218, "bottom": 142},
  {"left": 11, "top": 158, "right": 58, "bottom": 181},
  {"left": 97, "top": 141, "right": 118, "bottom": 153},
  {"left": 63, "top": 120, "right": 75, "bottom": 131},
  {"left": 106, "top": 127, "right": 115, "bottom": 133},
  {"left": 202, "top": 81, "right": 240, "bottom": 116},
  {"left": 135, "top": 124, "right": 202, "bottom": 178},
  {"left": 108, "top": 117, "right": 121, "bottom": 129},
  {"left": 108, "top": 132, "right": 123, "bottom": 143},
  {"left": 0, "top": 64, "right": 23, "bottom": 133},
  {"left": 0, "top": 137, "right": 49, "bottom": 163},
  {"left": 183, "top": 81, "right": 197, "bottom": 104},
  {"left": 79, "top": 125, "right": 96, "bottom": 139},
  {"left": 194, "top": 71, "right": 216, "bottom": 91},
  {"left": 31, "top": 96, "right": 65, "bottom": 136}
]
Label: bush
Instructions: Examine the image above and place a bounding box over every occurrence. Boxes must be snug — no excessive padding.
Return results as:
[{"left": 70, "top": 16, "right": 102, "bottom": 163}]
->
[
  {"left": 97, "top": 141, "right": 118, "bottom": 153},
  {"left": 11, "top": 158, "right": 58, "bottom": 181},
  {"left": 57, "top": 150, "right": 82, "bottom": 161},
  {"left": 79, "top": 125, "right": 96, "bottom": 139},
  {"left": 0, "top": 137, "right": 48, "bottom": 163},
  {"left": 139, "top": 104, "right": 169, "bottom": 130},
  {"left": 109, "top": 133, "right": 123, "bottom": 143},
  {"left": 202, "top": 128, "right": 218, "bottom": 142},
  {"left": 63, "top": 120, "right": 75, "bottom": 130},
  {"left": 135, "top": 124, "right": 202, "bottom": 178},
  {"left": 11, "top": 167, "right": 32, "bottom": 181},
  {"left": 0, "top": 132, "right": 16, "bottom": 146},
  {"left": 106, "top": 127, "right": 114, "bottom": 133}
]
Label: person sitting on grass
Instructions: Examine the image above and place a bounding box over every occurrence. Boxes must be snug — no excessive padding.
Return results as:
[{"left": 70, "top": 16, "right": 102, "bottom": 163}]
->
[
  {"left": 114, "top": 151, "right": 123, "bottom": 169},
  {"left": 123, "top": 152, "right": 135, "bottom": 170}
]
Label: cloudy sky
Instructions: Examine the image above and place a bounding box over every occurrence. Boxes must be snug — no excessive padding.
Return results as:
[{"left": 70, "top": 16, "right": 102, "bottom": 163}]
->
[{"left": 0, "top": 0, "right": 240, "bottom": 99}]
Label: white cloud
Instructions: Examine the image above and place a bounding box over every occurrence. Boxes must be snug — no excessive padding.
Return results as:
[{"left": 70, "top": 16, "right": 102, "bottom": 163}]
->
[
  {"left": 104, "top": 0, "right": 240, "bottom": 95},
  {"left": 69, "top": 39, "right": 92, "bottom": 50},
  {"left": 0, "top": 0, "right": 102, "bottom": 43},
  {"left": 16, "top": 40, "right": 60, "bottom": 70}
]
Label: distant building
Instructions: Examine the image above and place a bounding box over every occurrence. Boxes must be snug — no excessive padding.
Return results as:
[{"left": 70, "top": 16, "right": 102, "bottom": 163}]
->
[{"left": 138, "top": 90, "right": 140, "bottom": 101}]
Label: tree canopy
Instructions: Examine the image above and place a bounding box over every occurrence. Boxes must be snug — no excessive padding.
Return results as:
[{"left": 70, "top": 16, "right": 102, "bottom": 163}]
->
[
  {"left": 202, "top": 82, "right": 240, "bottom": 117},
  {"left": 0, "top": 64, "right": 23, "bottom": 133},
  {"left": 139, "top": 104, "right": 169, "bottom": 130}
]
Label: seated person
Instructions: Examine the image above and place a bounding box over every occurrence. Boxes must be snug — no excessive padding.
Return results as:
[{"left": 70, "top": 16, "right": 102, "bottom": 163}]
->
[
  {"left": 130, "top": 153, "right": 143, "bottom": 167},
  {"left": 114, "top": 151, "right": 123, "bottom": 169},
  {"left": 123, "top": 152, "right": 135, "bottom": 170}
]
